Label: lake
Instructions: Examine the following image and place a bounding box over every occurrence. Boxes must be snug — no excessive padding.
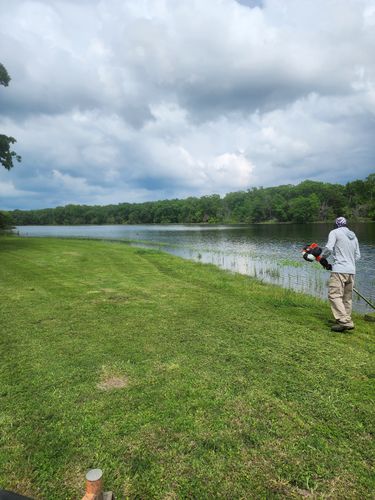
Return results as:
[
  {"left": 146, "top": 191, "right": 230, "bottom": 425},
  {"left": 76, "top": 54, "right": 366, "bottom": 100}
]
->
[{"left": 16, "top": 223, "right": 375, "bottom": 313}]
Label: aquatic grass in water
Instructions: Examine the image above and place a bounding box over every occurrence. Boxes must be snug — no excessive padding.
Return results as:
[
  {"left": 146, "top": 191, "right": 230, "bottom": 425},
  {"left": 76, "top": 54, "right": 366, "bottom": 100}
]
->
[
  {"left": 278, "top": 258, "right": 304, "bottom": 268},
  {"left": 265, "top": 267, "right": 281, "bottom": 279},
  {"left": 194, "top": 250, "right": 326, "bottom": 300}
]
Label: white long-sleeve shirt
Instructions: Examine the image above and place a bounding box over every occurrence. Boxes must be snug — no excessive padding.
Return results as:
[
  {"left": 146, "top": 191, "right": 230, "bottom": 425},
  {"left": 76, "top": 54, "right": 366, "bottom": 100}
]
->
[{"left": 322, "top": 227, "right": 360, "bottom": 274}]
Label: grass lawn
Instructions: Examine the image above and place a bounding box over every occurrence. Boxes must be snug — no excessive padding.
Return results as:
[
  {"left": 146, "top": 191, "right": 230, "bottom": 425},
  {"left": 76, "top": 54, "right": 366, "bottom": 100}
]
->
[{"left": 0, "top": 237, "right": 374, "bottom": 499}]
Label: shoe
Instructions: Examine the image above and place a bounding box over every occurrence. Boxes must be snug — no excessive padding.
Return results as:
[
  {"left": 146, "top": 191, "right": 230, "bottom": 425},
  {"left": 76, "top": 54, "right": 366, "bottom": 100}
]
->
[
  {"left": 331, "top": 324, "right": 354, "bottom": 332},
  {"left": 328, "top": 319, "right": 339, "bottom": 325}
]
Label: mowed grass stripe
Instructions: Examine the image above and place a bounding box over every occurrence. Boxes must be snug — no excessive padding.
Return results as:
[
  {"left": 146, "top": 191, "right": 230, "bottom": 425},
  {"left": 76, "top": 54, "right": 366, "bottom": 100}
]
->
[{"left": 0, "top": 237, "right": 374, "bottom": 499}]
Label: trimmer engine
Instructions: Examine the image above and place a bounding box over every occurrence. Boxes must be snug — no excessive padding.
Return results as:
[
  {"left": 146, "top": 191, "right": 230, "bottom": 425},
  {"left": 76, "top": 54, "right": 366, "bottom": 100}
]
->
[{"left": 302, "top": 243, "right": 332, "bottom": 270}]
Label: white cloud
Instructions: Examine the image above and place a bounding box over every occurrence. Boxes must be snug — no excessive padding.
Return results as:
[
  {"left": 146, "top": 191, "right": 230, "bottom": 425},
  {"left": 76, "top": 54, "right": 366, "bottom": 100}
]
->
[
  {"left": 209, "top": 153, "right": 254, "bottom": 190},
  {"left": 0, "top": 180, "right": 34, "bottom": 198},
  {"left": 52, "top": 169, "right": 96, "bottom": 194}
]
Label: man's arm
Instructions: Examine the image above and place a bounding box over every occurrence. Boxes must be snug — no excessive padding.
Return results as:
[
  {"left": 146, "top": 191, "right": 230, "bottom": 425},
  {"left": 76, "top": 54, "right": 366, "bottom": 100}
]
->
[
  {"left": 355, "top": 238, "right": 360, "bottom": 261},
  {"left": 320, "top": 230, "right": 336, "bottom": 258}
]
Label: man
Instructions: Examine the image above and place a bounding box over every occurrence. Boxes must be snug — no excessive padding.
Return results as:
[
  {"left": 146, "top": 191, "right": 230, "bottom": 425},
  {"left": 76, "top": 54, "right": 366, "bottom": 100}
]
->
[{"left": 321, "top": 217, "right": 360, "bottom": 332}]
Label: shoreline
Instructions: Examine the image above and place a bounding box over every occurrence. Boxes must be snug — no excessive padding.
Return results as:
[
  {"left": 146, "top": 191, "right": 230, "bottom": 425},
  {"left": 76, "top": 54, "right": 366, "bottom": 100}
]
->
[{"left": 4, "top": 218, "right": 374, "bottom": 227}]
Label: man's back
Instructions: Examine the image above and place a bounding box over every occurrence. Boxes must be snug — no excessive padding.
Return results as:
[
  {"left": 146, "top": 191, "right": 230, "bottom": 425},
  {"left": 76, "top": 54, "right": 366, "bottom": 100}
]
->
[{"left": 325, "top": 226, "right": 360, "bottom": 274}]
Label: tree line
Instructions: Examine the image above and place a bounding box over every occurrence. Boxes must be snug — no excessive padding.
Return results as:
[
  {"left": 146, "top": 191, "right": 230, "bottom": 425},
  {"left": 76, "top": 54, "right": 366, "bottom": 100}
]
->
[{"left": 5, "top": 175, "right": 375, "bottom": 227}]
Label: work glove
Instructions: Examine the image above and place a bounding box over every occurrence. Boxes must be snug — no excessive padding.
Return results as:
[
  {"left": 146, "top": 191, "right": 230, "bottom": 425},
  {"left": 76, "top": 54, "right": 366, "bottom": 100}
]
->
[{"left": 319, "top": 257, "right": 332, "bottom": 271}]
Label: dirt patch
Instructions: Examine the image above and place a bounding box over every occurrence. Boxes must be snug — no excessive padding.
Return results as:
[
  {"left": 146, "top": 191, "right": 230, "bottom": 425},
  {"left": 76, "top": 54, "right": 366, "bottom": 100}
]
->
[
  {"left": 97, "top": 376, "right": 129, "bottom": 391},
  {"left": 63, "top": 464, "right": 85, "bottom": 496},
  {"left": 91, "top": 294, "right": 130, "bottom": 304},
  {"left": 107, "top": 294, "right": 130, "bottom": 303},
  {"left": 295, "top": 488, "right": 314, "bottom": 497}
]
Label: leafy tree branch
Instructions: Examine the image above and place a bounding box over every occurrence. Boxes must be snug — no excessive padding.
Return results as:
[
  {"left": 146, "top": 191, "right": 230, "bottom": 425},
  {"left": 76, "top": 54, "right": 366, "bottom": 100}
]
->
[{"left": 0, "top": 62, "right": 21, "bottom": 170}]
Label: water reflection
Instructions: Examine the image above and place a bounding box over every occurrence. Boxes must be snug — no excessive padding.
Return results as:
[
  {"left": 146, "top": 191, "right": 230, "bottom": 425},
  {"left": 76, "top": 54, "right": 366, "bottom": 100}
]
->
[{"left": 16, "top": 223, "right": 374, "bottom": 313}]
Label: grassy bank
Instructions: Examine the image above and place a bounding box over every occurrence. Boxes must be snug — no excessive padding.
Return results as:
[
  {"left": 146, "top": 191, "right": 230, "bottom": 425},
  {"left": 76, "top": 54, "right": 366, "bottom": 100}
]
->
[{"left": 0, "top": 237, "right": 374, "bottom": 499}]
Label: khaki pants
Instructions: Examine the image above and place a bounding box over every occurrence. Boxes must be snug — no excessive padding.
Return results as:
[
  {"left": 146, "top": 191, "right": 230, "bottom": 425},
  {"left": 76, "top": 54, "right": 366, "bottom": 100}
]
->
[{"left": 328, "top": 273, "right": 355, "bottom": 327}]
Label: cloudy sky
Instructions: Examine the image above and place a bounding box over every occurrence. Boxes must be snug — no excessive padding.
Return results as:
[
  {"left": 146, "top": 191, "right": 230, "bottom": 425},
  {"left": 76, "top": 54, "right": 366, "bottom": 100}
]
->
[{"left": 1, "top": 0, "right": 375, "bottom": 210}]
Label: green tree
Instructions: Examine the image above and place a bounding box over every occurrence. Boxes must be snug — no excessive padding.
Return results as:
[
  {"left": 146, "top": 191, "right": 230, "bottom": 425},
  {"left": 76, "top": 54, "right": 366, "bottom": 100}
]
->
[
  {"left": 0, "top": 210, "right": 13, "bottom": 229},
  {"left": 288, "top": 194, "right": 320, "bottom": 223},
  {"left": 0, "top": 63, "right": 21, "bottom": 170},
  {"left": 222, "top": 191, "right": 247, "bottom": 222},
  {"left": 271, "top": 194, "right": 288, "bottom": 221},
  {"left": 366, "top": 173, "right": 375, "bottom": 219}
]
